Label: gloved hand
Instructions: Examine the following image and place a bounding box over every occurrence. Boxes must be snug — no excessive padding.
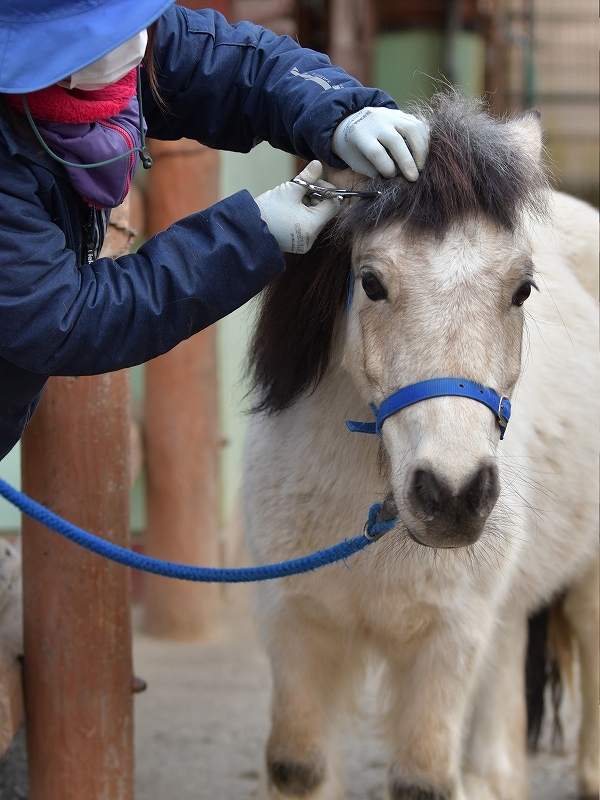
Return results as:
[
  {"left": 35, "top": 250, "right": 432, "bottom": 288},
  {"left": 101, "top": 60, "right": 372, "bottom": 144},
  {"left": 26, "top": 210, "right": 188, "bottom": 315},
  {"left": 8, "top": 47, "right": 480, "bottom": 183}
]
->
[
  {"left": 332, "top": 107, "right": 429, "bottom": 181},
  {"left": 255, "top": 161, "right": 341, "bottom": 254}
]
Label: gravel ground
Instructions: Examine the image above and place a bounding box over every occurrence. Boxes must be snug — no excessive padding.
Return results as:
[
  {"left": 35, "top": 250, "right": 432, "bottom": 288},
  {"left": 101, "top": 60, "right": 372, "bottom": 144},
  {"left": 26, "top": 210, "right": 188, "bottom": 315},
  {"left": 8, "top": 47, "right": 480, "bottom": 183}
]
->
[{"left": 133, "top": 585, "right": 582, "bottom": 800}]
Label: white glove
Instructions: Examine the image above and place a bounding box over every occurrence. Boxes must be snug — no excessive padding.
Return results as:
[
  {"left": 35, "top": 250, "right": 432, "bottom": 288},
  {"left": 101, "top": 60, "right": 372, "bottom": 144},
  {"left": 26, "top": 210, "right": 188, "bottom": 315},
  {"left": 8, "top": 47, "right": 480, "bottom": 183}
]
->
[
  {"left": 332, "top": 107, "right": 429, "bottom": 181},
  {"left": 255, "top": 161, "right": 341, "bottom": 254}
]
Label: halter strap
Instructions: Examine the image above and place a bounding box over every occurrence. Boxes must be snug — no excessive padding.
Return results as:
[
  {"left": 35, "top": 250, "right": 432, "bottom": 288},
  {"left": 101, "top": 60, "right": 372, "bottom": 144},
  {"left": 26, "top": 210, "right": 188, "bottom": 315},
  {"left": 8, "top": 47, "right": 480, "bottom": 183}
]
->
[{"left": 346, "top": 377, "right": 511, "bottom": 439}]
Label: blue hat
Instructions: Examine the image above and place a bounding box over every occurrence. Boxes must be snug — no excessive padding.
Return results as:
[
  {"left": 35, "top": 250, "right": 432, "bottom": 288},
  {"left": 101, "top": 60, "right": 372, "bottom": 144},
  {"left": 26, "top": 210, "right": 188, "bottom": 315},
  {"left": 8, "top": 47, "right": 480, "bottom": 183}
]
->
[{"left": 0, "top": 0, "right": 175, "bottom": 94}]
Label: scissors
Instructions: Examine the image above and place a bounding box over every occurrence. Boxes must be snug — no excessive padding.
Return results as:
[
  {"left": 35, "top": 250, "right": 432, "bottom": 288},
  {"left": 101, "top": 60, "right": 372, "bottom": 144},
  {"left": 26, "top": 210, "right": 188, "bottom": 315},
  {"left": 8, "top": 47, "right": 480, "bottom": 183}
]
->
[{"left": 292, "top": 177, "right": 383, "bottom": 201}]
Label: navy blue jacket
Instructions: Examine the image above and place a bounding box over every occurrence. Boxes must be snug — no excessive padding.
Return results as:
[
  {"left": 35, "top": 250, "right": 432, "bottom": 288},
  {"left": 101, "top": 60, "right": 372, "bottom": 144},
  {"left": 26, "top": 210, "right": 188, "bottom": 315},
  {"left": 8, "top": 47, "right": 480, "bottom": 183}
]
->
[{"left": 0, "top": 5, "right": 395, "bottom": 461}]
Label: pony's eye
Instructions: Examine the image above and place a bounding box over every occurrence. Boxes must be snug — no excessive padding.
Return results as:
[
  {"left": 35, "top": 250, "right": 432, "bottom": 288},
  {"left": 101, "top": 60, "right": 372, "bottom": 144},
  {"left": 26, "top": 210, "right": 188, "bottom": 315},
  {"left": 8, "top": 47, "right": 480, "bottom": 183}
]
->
[
  {"left": 512, "top": 281, "right": 534, "bottom": 307},
  {"left": 361, "top": 272, "right": 387, "bottom": 301}
]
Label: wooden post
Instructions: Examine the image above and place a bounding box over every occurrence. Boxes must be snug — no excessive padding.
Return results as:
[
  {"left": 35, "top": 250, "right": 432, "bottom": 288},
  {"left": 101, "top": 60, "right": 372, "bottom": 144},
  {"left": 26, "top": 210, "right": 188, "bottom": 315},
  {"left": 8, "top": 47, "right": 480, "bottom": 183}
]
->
[
  {"left": 143, "top": 138, "right": 220, "bottom": 640},
  {"left": 329, "top": 0, "right": 374, "bottom": 84},
  {"left": 21, "top": 201, "right": 134, "bottom": 800},
  {"left": 481, "top": 0, "right": 508, "bottom": 116}
]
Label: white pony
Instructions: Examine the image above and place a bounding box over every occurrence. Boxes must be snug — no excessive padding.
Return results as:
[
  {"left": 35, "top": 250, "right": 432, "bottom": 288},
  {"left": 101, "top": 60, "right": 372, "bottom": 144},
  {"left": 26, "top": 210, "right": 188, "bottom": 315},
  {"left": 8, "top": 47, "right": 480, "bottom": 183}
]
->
[{"left": 242, "top": 95, "right": 598, "bottom": 800}]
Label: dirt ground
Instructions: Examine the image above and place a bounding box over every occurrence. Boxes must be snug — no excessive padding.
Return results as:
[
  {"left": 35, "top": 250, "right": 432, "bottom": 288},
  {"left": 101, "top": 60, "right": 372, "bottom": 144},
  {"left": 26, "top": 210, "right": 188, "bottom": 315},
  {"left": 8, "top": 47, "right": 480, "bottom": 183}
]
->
[
  {"left": 133, "top": 585, "right": 582, "bottom": 800},
  {"left": 0, "top": 584, "right": 582, "bottom": 799}
]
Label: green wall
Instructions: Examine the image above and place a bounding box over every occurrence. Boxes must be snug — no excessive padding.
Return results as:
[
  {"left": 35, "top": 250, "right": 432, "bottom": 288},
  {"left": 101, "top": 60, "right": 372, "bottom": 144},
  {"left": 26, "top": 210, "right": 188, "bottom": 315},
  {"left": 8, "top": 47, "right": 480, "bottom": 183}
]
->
[
  {"left": 373, "top": 31, "right": 484, "bottom": 106},
  {"left": 0, "top": 444, "right": 20, "bottom": 531}
]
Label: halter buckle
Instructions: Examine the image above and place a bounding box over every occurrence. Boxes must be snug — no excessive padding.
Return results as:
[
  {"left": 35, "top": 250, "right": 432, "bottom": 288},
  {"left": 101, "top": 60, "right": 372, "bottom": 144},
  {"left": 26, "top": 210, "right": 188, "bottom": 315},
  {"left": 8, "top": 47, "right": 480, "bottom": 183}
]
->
[{"left": 497, "top": 395, "right": 510, "bottom": 424}]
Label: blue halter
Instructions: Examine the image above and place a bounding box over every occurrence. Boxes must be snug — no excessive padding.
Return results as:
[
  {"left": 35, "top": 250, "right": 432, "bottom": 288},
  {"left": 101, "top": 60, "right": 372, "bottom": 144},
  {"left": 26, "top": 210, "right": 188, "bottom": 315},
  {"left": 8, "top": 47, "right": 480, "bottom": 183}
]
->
[
  {"left": 346, "top": 377, "right": 511, "bottom": 439},
  {"left": 345, "top": 276, "right": 511, "bottom": 439}
]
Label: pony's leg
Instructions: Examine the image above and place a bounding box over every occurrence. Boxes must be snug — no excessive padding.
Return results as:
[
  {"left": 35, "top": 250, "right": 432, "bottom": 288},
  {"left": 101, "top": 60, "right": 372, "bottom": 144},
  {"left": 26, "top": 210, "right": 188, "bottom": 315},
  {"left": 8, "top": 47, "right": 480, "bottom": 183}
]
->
[
  {"left": 563, "top": 560, "right": 600, "bottom": 800},
  {"left": 259, "top": 597, "right": 359, "bottom": 800},
  {"left": 462, "top": 608, "right": 529, "bottom": 800},
  {"left": 381, "top": 621, "right": 489, "bottom": 800}
]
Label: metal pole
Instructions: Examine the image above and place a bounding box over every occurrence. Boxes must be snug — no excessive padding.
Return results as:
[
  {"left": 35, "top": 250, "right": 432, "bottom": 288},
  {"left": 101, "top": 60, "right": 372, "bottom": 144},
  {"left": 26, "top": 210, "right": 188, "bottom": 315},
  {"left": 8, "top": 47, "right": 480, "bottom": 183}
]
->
[
  {"left": 143, "top": 137, "right": 220, "bottom": 640},
  {"left": 21, "top": 201, "right": 134, "bottom": 800}
]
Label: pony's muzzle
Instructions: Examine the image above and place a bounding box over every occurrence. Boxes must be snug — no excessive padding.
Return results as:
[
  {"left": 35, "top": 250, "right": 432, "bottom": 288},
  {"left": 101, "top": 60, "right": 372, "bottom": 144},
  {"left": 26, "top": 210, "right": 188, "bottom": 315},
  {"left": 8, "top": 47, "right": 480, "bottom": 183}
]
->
[{"left": 403, "top": 459, "right": 500, "bottom": 547}]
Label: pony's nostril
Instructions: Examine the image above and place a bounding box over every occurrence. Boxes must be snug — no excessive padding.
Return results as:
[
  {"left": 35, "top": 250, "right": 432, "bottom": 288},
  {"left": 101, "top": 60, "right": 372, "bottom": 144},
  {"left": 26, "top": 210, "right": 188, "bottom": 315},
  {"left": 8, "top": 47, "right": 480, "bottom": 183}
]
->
[
  {"left": 465, "top": 462, "right": 500, "bottom": 516},
  {"left": 409, "top": 469, "right": 452, "bottom": 520}
]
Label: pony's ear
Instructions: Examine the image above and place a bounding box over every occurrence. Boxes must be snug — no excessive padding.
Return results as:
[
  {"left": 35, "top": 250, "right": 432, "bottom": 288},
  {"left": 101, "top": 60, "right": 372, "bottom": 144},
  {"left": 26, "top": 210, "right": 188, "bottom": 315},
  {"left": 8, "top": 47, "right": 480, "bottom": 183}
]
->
[{"left": 507, "top": 109, "right": 543, "bottom": 163}]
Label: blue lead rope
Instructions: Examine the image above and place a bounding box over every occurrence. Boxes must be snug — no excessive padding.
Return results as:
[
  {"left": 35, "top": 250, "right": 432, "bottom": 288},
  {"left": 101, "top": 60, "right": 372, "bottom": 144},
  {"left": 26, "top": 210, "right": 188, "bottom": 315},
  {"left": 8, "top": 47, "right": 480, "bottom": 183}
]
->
[{"left": 0, "top": 478, "right": 395, "bottom": 583}]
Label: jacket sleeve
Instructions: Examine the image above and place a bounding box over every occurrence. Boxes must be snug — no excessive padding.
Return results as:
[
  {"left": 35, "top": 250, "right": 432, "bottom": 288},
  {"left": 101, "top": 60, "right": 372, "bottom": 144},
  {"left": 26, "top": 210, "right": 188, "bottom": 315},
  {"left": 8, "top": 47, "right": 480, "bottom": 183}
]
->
[
  {"left": 143, "top": 6, "right": 397, "bottom": 168},
  {"left": 0, "top": 159, "right": 285, "bottom": 377}
]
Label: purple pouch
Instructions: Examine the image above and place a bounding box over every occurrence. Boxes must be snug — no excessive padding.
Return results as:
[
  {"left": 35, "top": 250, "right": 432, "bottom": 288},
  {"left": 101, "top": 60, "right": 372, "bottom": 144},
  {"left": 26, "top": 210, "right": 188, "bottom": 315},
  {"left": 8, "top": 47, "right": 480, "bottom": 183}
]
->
[{"left": 37, "top": 96, "right": 143, "bottom": 209}]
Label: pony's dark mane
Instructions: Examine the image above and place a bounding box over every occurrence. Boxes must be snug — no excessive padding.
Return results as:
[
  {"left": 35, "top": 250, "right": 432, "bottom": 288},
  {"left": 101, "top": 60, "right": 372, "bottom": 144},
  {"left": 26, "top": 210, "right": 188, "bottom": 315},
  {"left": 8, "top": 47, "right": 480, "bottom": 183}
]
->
[
  {"left": 248, "top": 237, "right": 351, "bottom": 415},
  {"left": 249, "top": 93, "right": 548, "bottom": 415}
]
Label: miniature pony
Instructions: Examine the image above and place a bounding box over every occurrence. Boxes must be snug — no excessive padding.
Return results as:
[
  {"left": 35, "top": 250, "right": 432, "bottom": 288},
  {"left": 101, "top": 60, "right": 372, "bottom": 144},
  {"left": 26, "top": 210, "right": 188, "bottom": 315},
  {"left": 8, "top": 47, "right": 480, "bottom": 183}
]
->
[{"left": 243, "top": 95, "right": 599, "bottom": 800}]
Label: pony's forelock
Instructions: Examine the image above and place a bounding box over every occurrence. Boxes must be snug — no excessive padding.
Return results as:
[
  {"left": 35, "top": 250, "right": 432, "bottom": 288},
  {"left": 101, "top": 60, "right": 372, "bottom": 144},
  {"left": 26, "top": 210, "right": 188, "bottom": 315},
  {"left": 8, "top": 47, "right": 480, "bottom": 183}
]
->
[{"left": 334, "top": 93, "right": 549, "bottom": 245}]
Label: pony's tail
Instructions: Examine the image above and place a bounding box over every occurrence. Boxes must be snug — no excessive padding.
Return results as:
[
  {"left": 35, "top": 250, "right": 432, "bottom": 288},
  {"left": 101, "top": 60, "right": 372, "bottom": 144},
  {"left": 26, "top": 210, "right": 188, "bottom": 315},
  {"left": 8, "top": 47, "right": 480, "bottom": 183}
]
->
[{"left": 526, "top": 595, "right": 575, "bottom": 751}]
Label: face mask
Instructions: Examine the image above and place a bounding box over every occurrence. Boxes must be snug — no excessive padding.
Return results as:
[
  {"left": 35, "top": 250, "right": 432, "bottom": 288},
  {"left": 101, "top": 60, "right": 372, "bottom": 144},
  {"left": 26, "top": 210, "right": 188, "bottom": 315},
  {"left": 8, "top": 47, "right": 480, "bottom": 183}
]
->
[{"left": 58, "top": 29, "right": 148, "bottom": 91}]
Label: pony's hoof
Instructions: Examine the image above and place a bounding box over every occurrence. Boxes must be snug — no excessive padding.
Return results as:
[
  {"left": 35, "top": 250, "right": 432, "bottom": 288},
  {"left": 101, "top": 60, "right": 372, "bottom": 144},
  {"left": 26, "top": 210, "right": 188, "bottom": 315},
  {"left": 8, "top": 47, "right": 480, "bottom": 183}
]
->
[
  {"left": 268, "top": 750, "right": 326, "bottom": 797},
  {"left": 389, "top": 778, "right": 448, "bottom": 800}
]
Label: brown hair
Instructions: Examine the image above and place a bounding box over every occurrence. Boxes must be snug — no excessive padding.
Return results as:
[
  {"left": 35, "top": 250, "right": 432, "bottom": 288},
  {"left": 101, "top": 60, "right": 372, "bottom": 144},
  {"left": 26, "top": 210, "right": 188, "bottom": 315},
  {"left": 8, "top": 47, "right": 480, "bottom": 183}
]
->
[
  {"left": 247, "top": 236, "right": 351, "bottom": 416},
  {"left": 144, "top": 21, "right": 166, "bottom": 110}
]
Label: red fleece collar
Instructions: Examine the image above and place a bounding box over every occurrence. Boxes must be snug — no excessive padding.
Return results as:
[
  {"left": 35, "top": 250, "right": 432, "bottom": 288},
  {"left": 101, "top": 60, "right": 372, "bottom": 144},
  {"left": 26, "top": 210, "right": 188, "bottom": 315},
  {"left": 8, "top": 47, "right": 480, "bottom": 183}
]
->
[{"left": 6, "top": 68, "right": 137, "bottom": 124}]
